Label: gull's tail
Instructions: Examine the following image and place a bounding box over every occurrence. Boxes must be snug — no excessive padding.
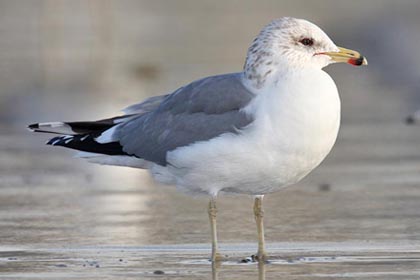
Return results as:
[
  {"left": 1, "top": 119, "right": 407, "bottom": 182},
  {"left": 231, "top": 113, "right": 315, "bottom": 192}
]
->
[
  {"left": 28, "top": 94, "right": 168, "bottom": 169},
  {"left": 27, "top": 115, "right": 132, "bottom": 135},
  {"left": 27, "top": 117, "right": 130, "bottom": 156}
]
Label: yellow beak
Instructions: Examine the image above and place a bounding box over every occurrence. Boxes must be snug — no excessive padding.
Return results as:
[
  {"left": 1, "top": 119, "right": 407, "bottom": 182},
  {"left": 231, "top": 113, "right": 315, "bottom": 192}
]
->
[{"left": 322, "top": 46, "right": 368, "bottom": 66}]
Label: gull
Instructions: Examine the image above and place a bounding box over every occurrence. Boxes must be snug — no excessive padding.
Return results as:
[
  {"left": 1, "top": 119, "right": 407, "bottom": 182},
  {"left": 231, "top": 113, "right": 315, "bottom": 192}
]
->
[{"left": 28, "top": 17, "right": 367, "bottom": 262}]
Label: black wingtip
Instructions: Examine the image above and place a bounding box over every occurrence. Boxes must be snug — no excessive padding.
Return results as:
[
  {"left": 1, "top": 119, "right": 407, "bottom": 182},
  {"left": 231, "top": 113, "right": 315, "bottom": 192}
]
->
[
  {"left": 27, "top": 123, "right": 39, "bottom": 132},
  {"left": 28, "top": 123, "right": 39, "bottom": 129},
  {"left": 46, "top": 137, "right": 57, "bottom": 145},
  {"left": 46, "top": 136, "right": 66, "bottom": 146}
]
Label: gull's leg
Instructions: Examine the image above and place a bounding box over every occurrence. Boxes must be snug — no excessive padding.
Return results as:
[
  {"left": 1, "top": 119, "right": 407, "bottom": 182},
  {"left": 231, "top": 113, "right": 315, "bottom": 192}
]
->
[
  {"left": 208, "top": 197, "right": 223, "bottom": 262},
  {"left": 211, "top": 261, "right": 220, "bottom": 280},
  {"left": 254, "top": 195, "right": 268, "bottom": 262},
  {"left": 257, "top": 258, "right": 266, "bottom": 280}
]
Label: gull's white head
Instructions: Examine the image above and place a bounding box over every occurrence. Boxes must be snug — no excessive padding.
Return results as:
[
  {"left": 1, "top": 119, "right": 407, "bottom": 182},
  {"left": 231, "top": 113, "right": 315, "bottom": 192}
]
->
[{"left": 244, "top": 17, "right": 367, "bottom": 88}]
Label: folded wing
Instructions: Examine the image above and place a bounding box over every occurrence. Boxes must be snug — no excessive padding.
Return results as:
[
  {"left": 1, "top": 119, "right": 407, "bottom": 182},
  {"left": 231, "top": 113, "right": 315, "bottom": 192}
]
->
[{"left": 29, "top": 73, "right": 256, "bottom": 167}]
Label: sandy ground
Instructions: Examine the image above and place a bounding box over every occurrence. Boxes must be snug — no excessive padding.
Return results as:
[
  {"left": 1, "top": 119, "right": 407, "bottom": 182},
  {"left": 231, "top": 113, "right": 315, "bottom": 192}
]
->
[{"left": 1, "top": 242, "right": 420, "bottom": 279}]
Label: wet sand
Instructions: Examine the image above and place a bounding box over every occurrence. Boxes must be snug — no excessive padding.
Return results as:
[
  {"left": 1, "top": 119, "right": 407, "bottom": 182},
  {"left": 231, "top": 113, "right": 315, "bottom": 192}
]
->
[{"left": 1, "top": 242, "right": 420, "bottom": 279}]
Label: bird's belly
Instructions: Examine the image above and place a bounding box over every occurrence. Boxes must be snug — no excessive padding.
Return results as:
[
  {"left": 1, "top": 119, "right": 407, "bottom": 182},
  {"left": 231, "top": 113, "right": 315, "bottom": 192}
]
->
[
  {"left": 156, "top": 111, "right": 339, "bottom": 196},
  {"left": 220, "top": 120, "right": 339, "bottom": 194}
]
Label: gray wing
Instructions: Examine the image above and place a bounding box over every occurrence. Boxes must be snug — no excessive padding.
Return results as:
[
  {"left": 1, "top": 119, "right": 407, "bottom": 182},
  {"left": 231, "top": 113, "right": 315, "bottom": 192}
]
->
[
  {"left": 115, "top": 73, "right": 256, "bottom": 166},
  {"left": 122, "top": 95, "right": 169, "bottom": 115}
]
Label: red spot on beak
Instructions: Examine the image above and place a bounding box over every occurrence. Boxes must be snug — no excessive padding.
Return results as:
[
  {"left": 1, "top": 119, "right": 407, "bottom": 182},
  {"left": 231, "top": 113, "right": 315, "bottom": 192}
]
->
[{"left": 348, "top": 56, "right": 365, "bottom": 66}]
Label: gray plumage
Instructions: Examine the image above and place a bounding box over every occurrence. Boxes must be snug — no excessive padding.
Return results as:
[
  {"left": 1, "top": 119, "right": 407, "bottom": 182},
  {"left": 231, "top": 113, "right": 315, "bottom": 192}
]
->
[
  {"left": 116, "top": 73, "right": 256, "bottom": 165},
  {"left": 123, "top": 95, "right": 169, "bottom": 115}
]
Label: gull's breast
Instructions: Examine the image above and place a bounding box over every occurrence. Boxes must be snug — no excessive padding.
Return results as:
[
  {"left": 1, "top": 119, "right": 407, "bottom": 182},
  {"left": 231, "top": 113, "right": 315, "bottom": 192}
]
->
[
  {"left": 240, "top": 69, "right": 341, "bottom": 191},
  {"left": 157, "top": 70, "right": 341, "bottom": 196}
]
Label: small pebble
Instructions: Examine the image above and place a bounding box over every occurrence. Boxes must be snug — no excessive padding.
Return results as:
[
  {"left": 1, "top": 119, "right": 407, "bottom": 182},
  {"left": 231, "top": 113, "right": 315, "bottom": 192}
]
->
[
  {"left": 318, "top": 183, "right": 331, "bottom": 192},
  {"left": 153, "top": 270, "right": 165, "bottom": 275},
  {"left": 406, "top": 116, "right": 415, "bottom": 125},
  {"left": 55, "top": 264, "right": 67, "bottom": 268},
  {"left": 95, "top": 264, "right": 100, "bottom": 268},
  {"left": 119, "top": 259, "right": 123, "bottom": 262}
]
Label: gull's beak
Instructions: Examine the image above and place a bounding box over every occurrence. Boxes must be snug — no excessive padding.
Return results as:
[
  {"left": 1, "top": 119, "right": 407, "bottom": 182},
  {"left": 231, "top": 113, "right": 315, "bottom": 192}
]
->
[{"left": 321, "top": 46, "right": 368, "bottom": 66}]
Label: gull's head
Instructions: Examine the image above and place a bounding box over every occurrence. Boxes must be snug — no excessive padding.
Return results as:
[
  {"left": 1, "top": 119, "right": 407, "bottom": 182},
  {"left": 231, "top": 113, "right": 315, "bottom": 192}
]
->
[{"left": 244, "top": 17, "right": 367, "bottom": 88}]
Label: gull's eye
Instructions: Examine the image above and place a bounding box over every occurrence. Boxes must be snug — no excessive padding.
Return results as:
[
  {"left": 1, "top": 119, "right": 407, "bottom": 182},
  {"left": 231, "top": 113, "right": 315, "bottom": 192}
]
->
[{"left": 299, "top": 38, "right": 314, "bottom": 46}]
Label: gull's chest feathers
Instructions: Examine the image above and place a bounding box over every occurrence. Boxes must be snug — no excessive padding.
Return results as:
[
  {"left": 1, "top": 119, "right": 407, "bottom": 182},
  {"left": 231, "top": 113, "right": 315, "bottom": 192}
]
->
[
  {"left": 161, "top": 70, "right": 340, "bottom": 195},
  {"left": 244, "top": 69, "right": 341, "bottom": 182}
]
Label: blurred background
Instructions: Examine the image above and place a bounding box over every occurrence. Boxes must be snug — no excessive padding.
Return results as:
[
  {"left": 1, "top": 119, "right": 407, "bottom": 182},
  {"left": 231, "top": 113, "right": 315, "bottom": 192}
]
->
[
  {"left": 1, "top": 1, "right": 420, "bottom": 277},
  {"left": 2, "top": 0, "right": 420, "bottom": 124}
]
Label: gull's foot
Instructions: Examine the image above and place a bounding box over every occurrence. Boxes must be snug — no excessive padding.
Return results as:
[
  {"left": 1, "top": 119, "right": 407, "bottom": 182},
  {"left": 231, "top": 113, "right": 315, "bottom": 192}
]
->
[
  {"left": 241, "top": 255, "right": 256, "bottom": 263},
  {"left": 255, "top": 252, "right": 269, "bottom": 263},
  {"left": 241, "top": 253, "right": 269, "bottom": 263},
  {"left": 210, "top": 252, "right": 226, "bottom": 262}
]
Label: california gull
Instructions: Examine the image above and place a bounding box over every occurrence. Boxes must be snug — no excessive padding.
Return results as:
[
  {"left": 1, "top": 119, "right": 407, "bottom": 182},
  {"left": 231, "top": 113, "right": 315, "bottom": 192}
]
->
[{"left": 29, "top": 17, "right": 367, "bottom": 262}]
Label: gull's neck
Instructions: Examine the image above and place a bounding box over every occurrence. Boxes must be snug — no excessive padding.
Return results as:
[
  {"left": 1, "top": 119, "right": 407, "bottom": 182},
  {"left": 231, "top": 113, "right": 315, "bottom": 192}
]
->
[
  {"left": 242, "top": 44, "right": 310, "bottom": 92},
  {"left": 243, "top": 43, "right": 278, "bottom": 91},
  {"left": 242, "top": 60, "right": 307, "bottom": 93}
]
